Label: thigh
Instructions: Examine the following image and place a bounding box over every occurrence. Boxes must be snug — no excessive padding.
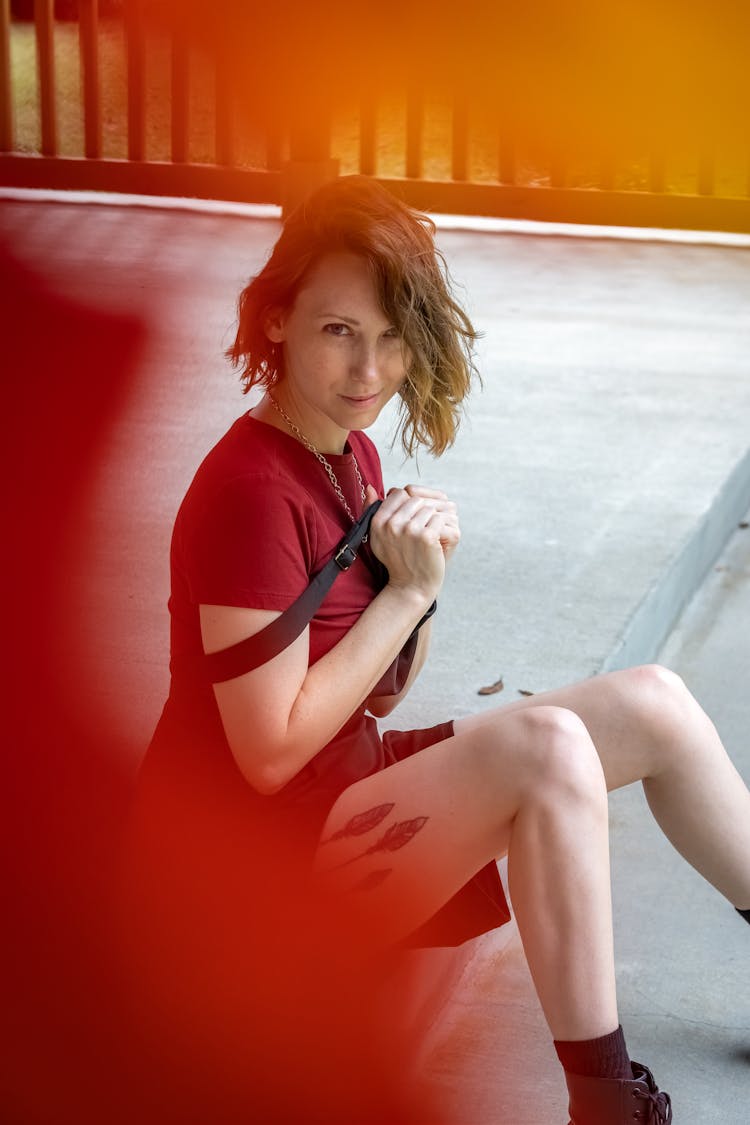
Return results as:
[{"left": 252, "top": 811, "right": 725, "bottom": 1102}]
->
[
  {"left": 455, "top": 665, "right": 673, "bottom": 792},
  {"left": 311, "top": 703, "right": 601, "bottom": 949},
  {"left": 312, "top": 715, "right": 530, "bottom": 948}
]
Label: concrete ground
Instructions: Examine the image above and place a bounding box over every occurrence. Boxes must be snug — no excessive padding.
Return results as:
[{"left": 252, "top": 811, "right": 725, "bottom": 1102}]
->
[
  {"left": 408, "top": 516, "right": 750, "bottom": 1125},
  {"left": 2, "top": 190, "right": 749, "bottom": 1122}
]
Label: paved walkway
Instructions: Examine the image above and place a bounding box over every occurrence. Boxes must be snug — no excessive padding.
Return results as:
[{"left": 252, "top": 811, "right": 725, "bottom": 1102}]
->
[{"left": 2, "top": 191, "right": 749, "bottom": 1122}]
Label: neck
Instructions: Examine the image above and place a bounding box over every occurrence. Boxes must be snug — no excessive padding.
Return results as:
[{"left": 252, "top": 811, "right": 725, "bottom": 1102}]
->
[{"left": 259, "top": 388, "right": 349, "bottom": 455}]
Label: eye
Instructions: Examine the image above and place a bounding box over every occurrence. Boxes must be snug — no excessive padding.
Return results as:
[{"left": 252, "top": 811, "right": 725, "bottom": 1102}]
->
[
  {"left": 323, "top": 323, "right": 352, "bottom": 337},
  {"left": 382, "top": 327, "right": 401, "bottom": 339}
]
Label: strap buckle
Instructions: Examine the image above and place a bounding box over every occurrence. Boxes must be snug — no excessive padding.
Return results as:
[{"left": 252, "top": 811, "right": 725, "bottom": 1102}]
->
[{"left": 334, "top": 542, "right": 357, "bottom": 570}]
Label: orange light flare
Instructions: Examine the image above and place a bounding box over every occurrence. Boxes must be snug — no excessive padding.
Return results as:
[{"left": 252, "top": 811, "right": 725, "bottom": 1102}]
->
[{"left": 143, "top": 0, "right": 750, "bottom": 181}]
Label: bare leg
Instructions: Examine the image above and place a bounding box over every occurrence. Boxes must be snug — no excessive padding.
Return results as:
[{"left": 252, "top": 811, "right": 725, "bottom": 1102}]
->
[
  {"left": 315, "top": 706, "right": 618, "bottom": 1041},
  {"left": 456, "top": 664, "right": 750, "bottom": 908}
]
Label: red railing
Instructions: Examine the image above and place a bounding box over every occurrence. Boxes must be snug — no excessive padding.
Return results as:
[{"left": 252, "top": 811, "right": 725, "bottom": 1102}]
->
[{"left": 2, "top": 1, "right": 749, "bottom": 231}]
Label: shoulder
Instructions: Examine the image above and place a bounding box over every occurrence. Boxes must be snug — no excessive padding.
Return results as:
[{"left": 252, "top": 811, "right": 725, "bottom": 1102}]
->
[
  {"left": 172, "top": 422, "right": 320, "bottom": 602},
  {"left": 174, "top": 415, "right": 319, "bottom": 552},
  {"left": 184, "top": 414, "right": 316, "bottom": 509},
  {"left": 194, "top": 414, "right": 293, "bottom": 479}
]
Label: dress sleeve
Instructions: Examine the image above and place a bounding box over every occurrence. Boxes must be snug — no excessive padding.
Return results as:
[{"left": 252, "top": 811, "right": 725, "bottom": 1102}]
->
[{"left": 182, "top": 473, "right": 317, "bottom": 610}]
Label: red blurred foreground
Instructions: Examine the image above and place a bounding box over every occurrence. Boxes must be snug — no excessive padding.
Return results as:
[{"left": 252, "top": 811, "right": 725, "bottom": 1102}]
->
[{"left": 0, "top": 241, "right": 429, "bottom": 1124}]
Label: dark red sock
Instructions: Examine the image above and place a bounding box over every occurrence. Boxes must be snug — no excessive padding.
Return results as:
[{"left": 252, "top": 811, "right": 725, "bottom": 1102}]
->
[{"left": 554, "top": 1024, "right": 631, "bottom": 1081}]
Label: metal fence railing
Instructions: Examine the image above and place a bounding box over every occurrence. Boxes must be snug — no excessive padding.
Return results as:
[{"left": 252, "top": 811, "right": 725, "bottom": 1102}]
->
[{"left": 2, "top": 1, "right": 749, "bottom": 232}]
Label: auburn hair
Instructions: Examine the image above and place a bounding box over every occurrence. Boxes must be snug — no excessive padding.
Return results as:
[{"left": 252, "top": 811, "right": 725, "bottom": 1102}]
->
[{"left": 227, "top": 176, "right": 480, "bottom": 456}]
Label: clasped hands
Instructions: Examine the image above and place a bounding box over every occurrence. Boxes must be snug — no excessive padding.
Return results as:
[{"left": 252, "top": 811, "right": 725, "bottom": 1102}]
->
[{"left": 365, "top": 482, "right": 460, "bottom": 602}]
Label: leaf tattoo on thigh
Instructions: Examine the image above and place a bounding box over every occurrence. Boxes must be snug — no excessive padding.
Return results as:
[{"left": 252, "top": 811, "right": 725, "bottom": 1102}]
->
[
  {"left": 321, "top": 802, "right": 395, "bottom": 845},
  {"left": 350, "top": 868, "right": 393, "bottom": 892},
  {"left": 333, "top": 816, "right": 430, "bottom": 870}
]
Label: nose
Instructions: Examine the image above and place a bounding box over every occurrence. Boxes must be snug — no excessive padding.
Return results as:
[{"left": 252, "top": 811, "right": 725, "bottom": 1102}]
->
[{"left": 351, "top": 340, "right": 380, "bottom": 386}]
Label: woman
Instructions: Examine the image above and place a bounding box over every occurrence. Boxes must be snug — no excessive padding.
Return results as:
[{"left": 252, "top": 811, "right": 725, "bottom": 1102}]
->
[{"left": 138, "top": 176, "right": 750, "bottom": 1124}]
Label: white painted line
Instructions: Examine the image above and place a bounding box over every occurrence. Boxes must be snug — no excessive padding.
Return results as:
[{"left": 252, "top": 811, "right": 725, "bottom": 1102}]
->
[
  {"left": 2, "top": 186, "right": 749, "bottom": 247},
  {"left": 431, "top": 211, "right": 750, "bottom": 246},
  {"left": 0, "top": 187, "right": 282, "bottom": 221}
]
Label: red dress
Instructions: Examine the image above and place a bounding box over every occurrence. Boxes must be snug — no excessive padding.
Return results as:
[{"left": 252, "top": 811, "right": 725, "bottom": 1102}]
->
[{"left": 137, "top": 413, "right": 509, "bottom": 946}]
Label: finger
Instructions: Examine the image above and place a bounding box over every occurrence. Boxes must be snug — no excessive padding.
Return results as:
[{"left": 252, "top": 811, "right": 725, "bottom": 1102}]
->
[
  {"left": 435, "top": 516, "right": 460, "bottom": 538},
  {"left": 372, "top": 488, "right": 412, "bottom": 525},
  {"left": 404, "top": 485, "right": 449, "bottom": 501},
  {"left": 431, "top": 506, "right": 459, "bottom": 525},
  {"left": 376, "top": 502, "right": 441, "bottom": 554},
  {"left": 385, "top": 489, "right": 457, "bottom": 527},
  {"left": 370, "top": 500, "right": 422, "bottom": 551},
  {"left": 386, "top": 505, "right": 434, "bottom": 540},
  {"left": 425, "top": 515, "right": 461, "bottom": 535},
  {"left": 405, "top": 495, "right": 458, "bottom": 522},
  {"left": 401, "top": 504, "right": 445, "bottom": 543},
  {"left": 381, "top": 487, "right": 421, "bottom": 512},
  {"left": 424, "top": 513, "right": 460, "bottom": 550}
]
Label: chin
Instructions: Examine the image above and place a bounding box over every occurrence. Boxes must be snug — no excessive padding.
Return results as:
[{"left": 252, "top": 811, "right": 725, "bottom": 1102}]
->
[{"left": 344, "top": 407, "right": 384, "bottom": 430}]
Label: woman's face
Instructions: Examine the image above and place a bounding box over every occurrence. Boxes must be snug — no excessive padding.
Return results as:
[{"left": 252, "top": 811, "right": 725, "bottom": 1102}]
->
[{"left": 265, "top": 251, "right": 408, "bottom": 453}]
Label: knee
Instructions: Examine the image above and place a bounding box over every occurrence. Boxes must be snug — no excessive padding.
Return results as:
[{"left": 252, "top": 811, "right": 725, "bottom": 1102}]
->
[
  {"left": 627, "top": 662, "right": 687, "bottom": 699},
  {"left": 484, "top": 706, "right": 607, "bottom": 809},
  {"left": 526, "top": 706, "right": 607, "bottom": 804},
  {"left": 611, "top": 661, "right": 719, "bottom": 778},
  {"left": 620, "top": 663, "right": 706, "bottom": 733}
]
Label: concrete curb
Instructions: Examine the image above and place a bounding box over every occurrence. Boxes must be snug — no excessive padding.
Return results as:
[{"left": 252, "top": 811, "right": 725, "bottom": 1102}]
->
[{"left": 603, "top": 444, "right": 750, "bottom": 672}]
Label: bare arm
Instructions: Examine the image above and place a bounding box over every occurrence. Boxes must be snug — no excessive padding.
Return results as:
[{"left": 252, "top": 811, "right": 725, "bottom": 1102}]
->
[
  {"left": 365, "top": 620, "right": 432, "bottom": 718},
  {"left": 201, "top": 487, "right": 451, "bottom": 795}
]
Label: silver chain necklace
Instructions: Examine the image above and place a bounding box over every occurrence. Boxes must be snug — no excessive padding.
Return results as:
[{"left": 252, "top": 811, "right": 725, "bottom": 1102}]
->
[{"left": 266, "top": 393, "right": 366, "bottom": 522}]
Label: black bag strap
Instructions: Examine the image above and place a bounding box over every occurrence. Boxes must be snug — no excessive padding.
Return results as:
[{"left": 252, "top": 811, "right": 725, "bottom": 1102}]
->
[{"left": 204, "top": 500, "right": 383, "bottom": 684}]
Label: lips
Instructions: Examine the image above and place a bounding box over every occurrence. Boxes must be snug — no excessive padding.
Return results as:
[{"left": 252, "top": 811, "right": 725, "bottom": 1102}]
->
[{"left": 341, "top": 392, "right": 380, "bottom": 405}]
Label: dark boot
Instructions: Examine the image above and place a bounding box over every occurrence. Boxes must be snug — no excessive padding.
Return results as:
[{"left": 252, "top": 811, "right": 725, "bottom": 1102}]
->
[{"left": 566, "top": 1060, "right": 672, "bottom": 1124}]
